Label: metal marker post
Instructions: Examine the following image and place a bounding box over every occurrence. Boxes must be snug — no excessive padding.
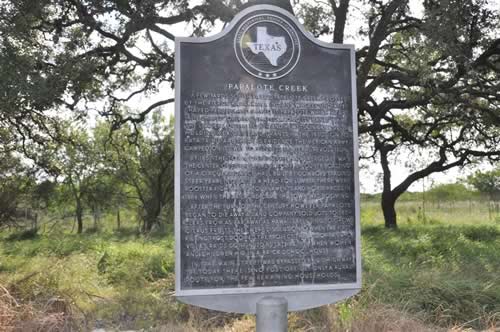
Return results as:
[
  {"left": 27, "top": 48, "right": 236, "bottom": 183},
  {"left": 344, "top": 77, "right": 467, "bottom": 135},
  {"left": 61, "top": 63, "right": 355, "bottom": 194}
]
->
[
  {"left": 175, "top": 3, "right": 361, "bottom": 317},
  {"left": 256, "top": 297, "right": 288, "bottom": 332}
]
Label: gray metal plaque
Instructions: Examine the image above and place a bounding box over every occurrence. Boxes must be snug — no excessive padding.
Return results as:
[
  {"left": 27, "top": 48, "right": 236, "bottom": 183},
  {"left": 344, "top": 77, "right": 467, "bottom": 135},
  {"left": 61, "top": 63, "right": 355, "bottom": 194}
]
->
[{"left": 175, "top": 5, "right": 361, "bottom": 313}]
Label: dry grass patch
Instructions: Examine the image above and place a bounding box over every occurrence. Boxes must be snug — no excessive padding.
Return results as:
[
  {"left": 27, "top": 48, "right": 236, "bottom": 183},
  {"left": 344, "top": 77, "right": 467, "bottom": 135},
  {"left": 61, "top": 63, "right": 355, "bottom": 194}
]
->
[
  {"left": 0, "top": 285, "right": 16, "bottom": 331},
  {"left": 0, "top": 284, "right": 73, "bottom": 332},
  {"left": 156, "top": 323, "right": 198, "bottom": 332},
  {"left": 286, "top": 303, "right": 443, "bottom": 332},
  {"left": 349, "top": 304, "right": 441, "bottom": 332}
]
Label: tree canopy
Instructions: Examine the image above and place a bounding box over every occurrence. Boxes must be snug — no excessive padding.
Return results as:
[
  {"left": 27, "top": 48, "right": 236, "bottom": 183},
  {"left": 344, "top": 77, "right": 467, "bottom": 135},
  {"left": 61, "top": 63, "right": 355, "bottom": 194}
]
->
[
  {"left": 1, "top": 0, "right": 499, "bottom": 228},
  {"left": 468, "top": 168, "right": 500, "bottom": 199},
  {"left": 296, "top": 0, "right": 500, "bottom": 227}
]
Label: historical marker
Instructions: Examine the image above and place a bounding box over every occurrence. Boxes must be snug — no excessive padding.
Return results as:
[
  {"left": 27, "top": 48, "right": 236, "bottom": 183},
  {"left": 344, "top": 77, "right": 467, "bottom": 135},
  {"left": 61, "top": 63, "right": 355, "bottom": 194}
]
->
[{"left": 175, "top": 4, "right": 360, "bottom": 314}]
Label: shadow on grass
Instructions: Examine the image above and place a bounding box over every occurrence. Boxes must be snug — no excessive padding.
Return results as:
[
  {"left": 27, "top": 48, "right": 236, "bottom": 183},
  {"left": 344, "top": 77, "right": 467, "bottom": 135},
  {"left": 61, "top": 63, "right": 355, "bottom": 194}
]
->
[{"left": 4, "top": 228, "right": 39, "bottom": 241}]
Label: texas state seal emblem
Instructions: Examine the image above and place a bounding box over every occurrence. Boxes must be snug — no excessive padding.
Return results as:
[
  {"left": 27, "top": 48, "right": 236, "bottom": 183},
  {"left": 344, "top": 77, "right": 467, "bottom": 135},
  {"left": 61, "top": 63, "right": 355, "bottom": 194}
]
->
[{"left": 234, "top": 13, "right": 301, "bottom": 80}]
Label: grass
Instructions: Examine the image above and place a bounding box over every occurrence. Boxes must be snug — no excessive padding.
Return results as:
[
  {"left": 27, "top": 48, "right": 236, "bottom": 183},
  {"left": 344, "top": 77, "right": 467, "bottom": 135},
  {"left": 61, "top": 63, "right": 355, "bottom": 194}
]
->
[
  {"left": 0, "top": 228, "right": 180, "bottom": 330},
  {"left": 362, "top": 224, "right": 500, "bottom": 328},
  {"left": 362, "top": 199, "right": 498, "bottom": 226},
  {"left": 1, "top": 201, "right": 499, "bottom": 331}
]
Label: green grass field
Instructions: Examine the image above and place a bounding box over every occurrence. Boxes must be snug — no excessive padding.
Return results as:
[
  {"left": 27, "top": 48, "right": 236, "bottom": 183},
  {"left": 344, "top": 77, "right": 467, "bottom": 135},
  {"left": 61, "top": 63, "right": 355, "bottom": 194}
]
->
[
  {"left": 1, "top": 201, "right": 499, "bottom": 331},
  {"left": 363, "top": 199, "right": 499, "bottom": 226}
]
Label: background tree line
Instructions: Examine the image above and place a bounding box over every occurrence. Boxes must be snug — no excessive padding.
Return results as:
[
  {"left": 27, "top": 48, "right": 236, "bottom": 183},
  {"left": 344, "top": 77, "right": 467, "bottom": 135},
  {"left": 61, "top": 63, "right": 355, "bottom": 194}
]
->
[
  {"left": 363, "top": 168, "right": 500, "bottom": 220},
  {"left": 0, "top": 111, "right": 174, "bottom": 233}
]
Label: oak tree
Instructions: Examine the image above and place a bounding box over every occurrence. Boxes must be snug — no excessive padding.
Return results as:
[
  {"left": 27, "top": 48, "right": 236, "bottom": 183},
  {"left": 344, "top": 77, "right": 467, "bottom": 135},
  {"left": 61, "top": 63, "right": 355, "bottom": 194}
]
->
[{"left": 1, "top": 0, "right": 498, "bottom": 228}]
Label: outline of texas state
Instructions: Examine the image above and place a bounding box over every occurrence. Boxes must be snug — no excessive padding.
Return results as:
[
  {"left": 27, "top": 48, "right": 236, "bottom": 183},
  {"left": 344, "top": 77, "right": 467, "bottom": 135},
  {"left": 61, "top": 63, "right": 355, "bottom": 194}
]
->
[{"left": 246, "top": 26, "right": 287, "bottom": 67}]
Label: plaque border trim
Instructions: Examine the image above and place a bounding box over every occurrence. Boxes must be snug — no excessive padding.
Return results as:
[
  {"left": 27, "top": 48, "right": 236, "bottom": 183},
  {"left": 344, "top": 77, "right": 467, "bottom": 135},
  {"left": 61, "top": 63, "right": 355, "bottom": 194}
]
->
[{"left": 175, "top": 4, "right": 361, "bottom": 301}]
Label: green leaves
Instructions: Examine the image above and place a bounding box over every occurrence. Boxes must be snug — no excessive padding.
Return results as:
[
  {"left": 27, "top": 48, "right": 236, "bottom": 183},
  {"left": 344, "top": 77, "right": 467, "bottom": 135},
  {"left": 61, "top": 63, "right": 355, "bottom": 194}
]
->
[{"left": 468, "top": 168, "right": 500, "bottom": 197}]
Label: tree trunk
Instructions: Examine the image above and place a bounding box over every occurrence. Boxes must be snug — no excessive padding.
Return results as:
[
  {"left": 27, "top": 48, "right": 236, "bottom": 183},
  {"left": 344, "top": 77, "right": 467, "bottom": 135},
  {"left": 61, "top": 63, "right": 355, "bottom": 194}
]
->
[
  {"left": 333, "top": 0, "right": 350, "bottom": 43},
  {"left": 93, "top": 207, "right": 99, "bottom": 230},
  {"left": 143, "top": 202, "right": 161, "bottom": 232},
  {"left": 33, "top": 213, "right": 38, "bottom": 231},
  {"left": 76, "top": 200, "right": 83, "bottom": 234},
  {"left": 382, "top": 192, "right": 397, "bottom": 228},
  {"left": 488, "top": 194, "right": 492, "bottom": 220},
  {"left": 116, "top": 208, "right": 121, "bottom": 230},
  {"left": 379, "top": 145, "right": 398, "bottom": 228},
  {"left": 421, "top": 179, "right": 426, "bottom": 221},
  {"left": 143, "top": 211, "right": 158, "bottom": 232}
]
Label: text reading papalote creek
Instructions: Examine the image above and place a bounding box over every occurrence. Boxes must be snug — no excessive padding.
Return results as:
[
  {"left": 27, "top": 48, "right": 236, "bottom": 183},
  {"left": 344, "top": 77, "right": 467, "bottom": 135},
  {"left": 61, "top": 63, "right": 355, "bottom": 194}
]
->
[{"left": 180, "top": 81, "right": 357, "bottom": 289}]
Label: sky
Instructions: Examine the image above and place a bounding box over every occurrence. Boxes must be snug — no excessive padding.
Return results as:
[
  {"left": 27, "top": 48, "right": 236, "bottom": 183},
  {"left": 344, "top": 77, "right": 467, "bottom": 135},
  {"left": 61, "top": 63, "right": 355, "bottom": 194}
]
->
[{"left": 119, "top": 0, "right": 498, "bottom": 193}]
